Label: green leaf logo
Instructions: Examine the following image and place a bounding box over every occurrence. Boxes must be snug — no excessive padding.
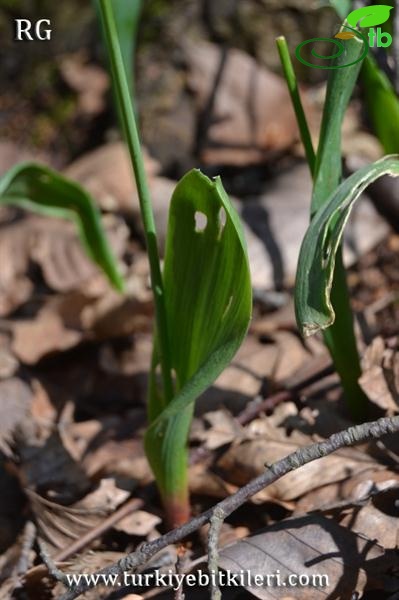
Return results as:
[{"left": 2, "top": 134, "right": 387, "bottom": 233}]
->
[{"left": 347, "top": 4, "right": 393, "bottom": 28}]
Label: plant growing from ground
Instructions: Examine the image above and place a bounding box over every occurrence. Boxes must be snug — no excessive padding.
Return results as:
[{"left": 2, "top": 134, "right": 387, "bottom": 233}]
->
[
  {"left": 277, "top": 9, "right": 399, "bottom": 421},
  {"left": 0, "top": 0, "right": 251, "bottom": 528},
  {"left": 96, "top": 0, "right": 252, "bottom": 527}
]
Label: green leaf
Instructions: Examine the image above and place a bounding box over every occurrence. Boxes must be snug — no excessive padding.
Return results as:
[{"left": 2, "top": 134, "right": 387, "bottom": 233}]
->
[
  {"left": 329, "top": 0, "right": 351, "bottom": 20},
  {"left": 295, "top": 155, "right": 399, "bottom": 337},
  {"left": 312, "top": 34, "right": 365, "bottom": 213},
  {"left": 0, "top": 162, "right": 125, "bottom": 292},
  {"left": 308, "top": 4, "right": 368, "bottom": 418},
  {"left": 95, "top": 0, "right": 142, "bottom": 98},
  {"left": 361, "top": 55, "right": 399, "bottom": 154},
  {"left": 109, "top": 0, "right": 142, "bottom": 98},
  {"left": 347, "top": 5, "right": 393, "bottom": 28},
  {"left": 145, "top": 169, "right": 252, "bottom": 502}
]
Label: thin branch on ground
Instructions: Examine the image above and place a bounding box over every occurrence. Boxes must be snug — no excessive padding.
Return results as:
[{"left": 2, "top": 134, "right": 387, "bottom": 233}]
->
[
  {"left": 15, "top": 521, "right": 36, "bottom": 577},
  {"left": 174, "top": 545, "right": 188, "bottom": 600},
  {"left": 57, "top": 415, "right": 399, "bottom": 600},
  {"left": 38, "top": 539, "right": 70, "bottom": 586},
  {"left": 26, "top": 497, "right": 144, "bottom": 582},
  {"left": 208, "top": 506, "right": 226, "bottom": 600}
]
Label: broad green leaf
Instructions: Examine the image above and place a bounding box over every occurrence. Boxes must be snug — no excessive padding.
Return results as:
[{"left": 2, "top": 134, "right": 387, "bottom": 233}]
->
[
  {"left": 361, "top": 55, "right": 399, "bottom": 154},
  {"left": 347, "top": 5, "right": 393, "bottom": 28},
  {"left": 145, "top": 169, "right": 252, "bottom": 500},
  {"left": 0, "top": 162, "right": 124, "bottom": 292},
  {"left": 296, "top": 155, "right": 399, "bottom": 337}
]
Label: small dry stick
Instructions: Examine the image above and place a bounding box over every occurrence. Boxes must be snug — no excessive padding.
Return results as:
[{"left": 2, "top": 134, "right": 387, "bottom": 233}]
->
[
  {"left": 174, "top": 545, "right": 188, "bottom": 600},
  {"left": 15, "top": 521, "right": 36, "bottom": 576},
  {"left": 38, "top": 539, "right": 70, "bottom": 586},
  {"left": 208, "top": 507, "right": 226, "bottom": 600},
  {"left": 27, "top": 497, "right": 143, "bottom": 582},
  {"left": 59, "top": 415, "right": 399, "bottom": 600}
]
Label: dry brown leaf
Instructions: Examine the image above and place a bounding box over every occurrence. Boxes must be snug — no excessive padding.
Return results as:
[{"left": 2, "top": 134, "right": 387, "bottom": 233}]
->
[
  {"left": 360, "top": 337, "right": 399, "bottom": 412},
  {"left": 0, "top": 210, "right": 128, "bottom": 318},
  {"left": 77, "top": 479, "right": 131, "bottom": 513},
  {"left": 199, "top": 336, "right": 279, "bottom": 413},
  {"left": 0, "top": 581, "right": 14, "bottom": 600},
  {"left": 185, "top": 41, "right": 299, "bottom": 165},
  {"left": 64, "top": 142, "right": 160, "bottom": 211},
  {"left": 273, "top": 331, "right": 309, "bottom": 381},
  {"left": 27, "top": 490, "right": 102, "bottom": 554},
  {"left": 217, "top": 414, "right": 380, "bottom": 502},
  {"left": 51, "top": 550, "right": 127, "bottom": 599},
  {"left": 82, "top": 437, "right": 152, "bottom": 485},
  {"left": 189, "top": 463, "right": 238, "bottom": 500},
  {"left": 192, "top": 409, "right": 245, "bottom": 450},
  {"left": 11, "top": 310, "right": 83, "bottom": 365},
  {"left": 0, "top": 378, "right": 32, "bottom": 456},
  {"left": 64, "top": 143, "right": 174, "bottom": 248},
  {"left": 29, "top": 213, "right": 128, "bottom": 293},
  {"left": 29, "top": 379, "right": 58, "bottom": 441},
  {"left": 19, "top": 431, "right": 90, "bottom": 503},
  {"left": 340, "top": 502, "right": 399, "bottom": 550},
  {"left": 0, "top": 334, "right": 18, "bottom": 380},
  {"left": 59, "top": 53, "right": 109, "bottom": 116},
  {"left": 240, "top": 164, "right": 388, "bottom": 289},
  {"left": 81, "top": 285, "right": 153, "bottom": 339},
  {"left": 0, "top": 217, "right": 33, "bottom": 316},
  {"left": 294, "top": 468, "right": 399, "bottom": 514},
  {"left": 113, "top": 510, "right": 161, "bottom": 537},
  {"left": 0, "top": 141, "right": 48, "bottom": 175},
  {"left": 218, "top": 514, "right": 398, "bottom": 599}
]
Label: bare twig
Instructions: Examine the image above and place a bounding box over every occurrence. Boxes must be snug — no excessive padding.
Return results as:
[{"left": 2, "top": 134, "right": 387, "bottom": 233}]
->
[
  {"left": 15, "top": 521, "right": 36, "bottom": 576},
  {"left": 208, "top": 506, "right": 226, "bottom": 600},
  {"left": 236, "top": 390, "right": 292, "bottom": 426},
  {"left": 38, "top": 539, "right": 70, "bottom": 586},
  {"left": 58, "top": 415, "right": 399, "bottom": 600},
  {"left": 174, "top": 545, "right": 188, "bottom": 600},
  {"left": 27, "top": 497, "right": 143, "bottom": 582},
  {"left": 54, "top": 497, "right": 144, "bottom": 562}
]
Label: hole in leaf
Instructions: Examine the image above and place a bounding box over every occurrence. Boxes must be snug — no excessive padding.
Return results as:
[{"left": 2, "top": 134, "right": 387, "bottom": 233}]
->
[
  {"left": 219, "top": 207, "right": 227, "bottom": 228},
  {"left": 217, "top": 207, "right": 227, "bottom": 239},
  {"left": 194, "top": 211, "right": 207, "bottom": 233}
]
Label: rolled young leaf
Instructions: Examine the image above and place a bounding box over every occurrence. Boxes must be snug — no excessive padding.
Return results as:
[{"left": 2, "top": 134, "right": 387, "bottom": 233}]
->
[
  {"left": 145, "top": 169, "right": 252, "bottom": 525},
  {"left": 0, "top": 162, "right": 125, "bottom": 292},
  {"left": 295, "top": 155, "right": 399, "bottom": 337}
]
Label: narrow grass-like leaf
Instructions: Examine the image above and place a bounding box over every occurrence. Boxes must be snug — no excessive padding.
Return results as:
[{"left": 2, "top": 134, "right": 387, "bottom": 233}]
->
[
  {"left": 329, "top": 0, "right": 399, "bottom": 154},
  {"left": 310, "top": 29, "right": 368, "bottom": 418},
  {"left": 95, "top": 0, "right": 142, "bottom": 98},
  {"left": 312, "top": 33, "right": 364, "bottom": 213},
  {"left": 145, "top": 169, "right": 252, "bottom": 524},
  {"left": 0, "top": 162, "right": 124, "bottom": 292},
  {"left": 330, "top": 0, "right": 351, "bottom": 19},
  {"left": 296, "top": 155, "right": 399, "bottom": 337}
]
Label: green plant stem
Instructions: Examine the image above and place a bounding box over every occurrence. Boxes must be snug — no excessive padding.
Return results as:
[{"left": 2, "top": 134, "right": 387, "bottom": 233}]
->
[
  {"left": 97, "top": 0, "right": 174, "bottom": 404},
  {"left": 323, "top": 250, "right": 364, "bottom": 421},
  {"left": 276, "top": 36, "right": 316, "bottom": 176},
  {"left": 277, "top": 34, "right": 367, "bottom": 420}
]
